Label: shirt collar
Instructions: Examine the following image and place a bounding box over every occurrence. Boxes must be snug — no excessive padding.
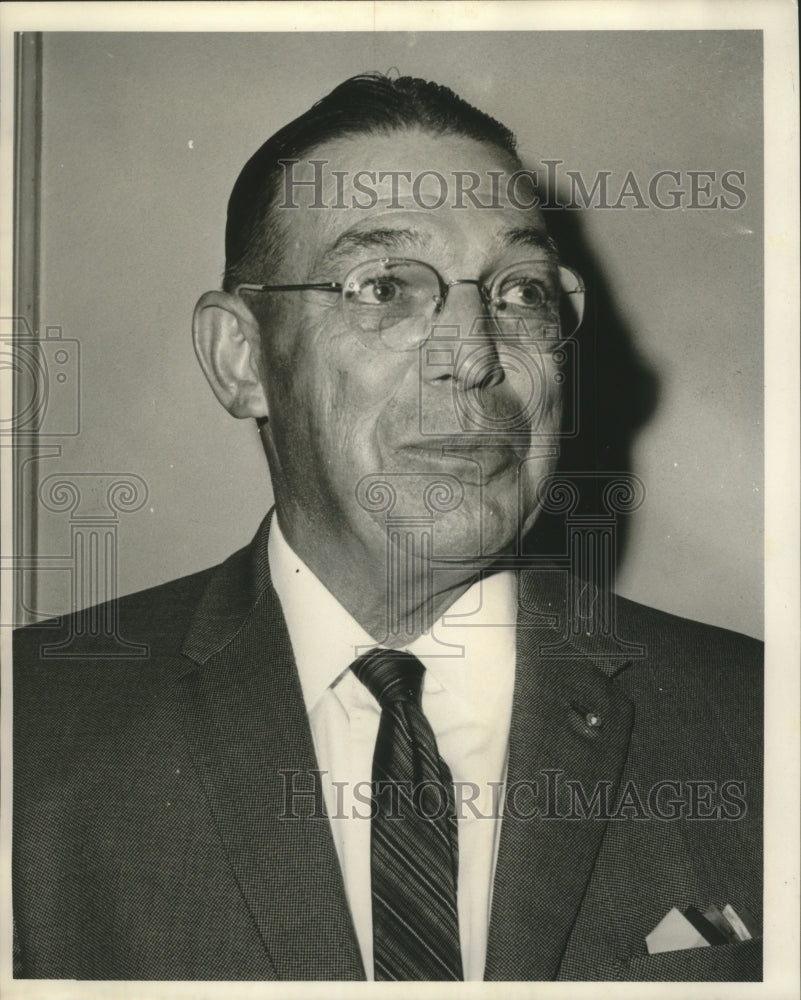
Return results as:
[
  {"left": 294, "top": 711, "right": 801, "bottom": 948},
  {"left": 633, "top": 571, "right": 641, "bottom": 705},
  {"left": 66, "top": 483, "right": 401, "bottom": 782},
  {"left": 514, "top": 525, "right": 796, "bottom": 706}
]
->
[
  {"left": 268, "top": 514, "right": 375, "bottom": 712},
  {"left": 268, "top": 514, "right": 517, "bottom": 719}
]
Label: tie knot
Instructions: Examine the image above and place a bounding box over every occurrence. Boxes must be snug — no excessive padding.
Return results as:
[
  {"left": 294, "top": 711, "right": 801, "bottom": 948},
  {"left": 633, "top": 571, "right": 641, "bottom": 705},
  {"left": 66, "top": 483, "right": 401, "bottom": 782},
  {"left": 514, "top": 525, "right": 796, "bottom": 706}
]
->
[{"left": 351, "top": 649, "right": 425, "bottom": 708}]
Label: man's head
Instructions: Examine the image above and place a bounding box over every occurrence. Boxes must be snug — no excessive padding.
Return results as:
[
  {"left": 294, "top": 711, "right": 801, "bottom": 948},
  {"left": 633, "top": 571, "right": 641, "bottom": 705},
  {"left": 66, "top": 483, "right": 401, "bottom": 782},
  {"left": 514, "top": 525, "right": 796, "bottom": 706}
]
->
[
  {"left": 222, "top": 73, "right": 519, "bottom": 293},
  {"left": 193, "top": 74, "right": 578, "bottom": 620}
]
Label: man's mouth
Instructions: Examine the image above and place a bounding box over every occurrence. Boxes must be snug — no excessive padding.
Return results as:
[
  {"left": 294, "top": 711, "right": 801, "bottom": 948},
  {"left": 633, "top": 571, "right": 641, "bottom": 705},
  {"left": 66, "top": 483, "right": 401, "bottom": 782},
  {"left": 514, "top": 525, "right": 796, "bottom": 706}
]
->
[{"left": 396, "top": 440, "right": 520, "bottom": 482}]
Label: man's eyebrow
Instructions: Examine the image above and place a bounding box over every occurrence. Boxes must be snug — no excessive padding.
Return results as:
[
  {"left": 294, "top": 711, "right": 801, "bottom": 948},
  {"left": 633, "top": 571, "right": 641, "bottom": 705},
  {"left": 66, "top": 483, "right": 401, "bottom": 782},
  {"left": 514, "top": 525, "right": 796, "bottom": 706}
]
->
[
  {"left": 321, "top": 228, "right": 431, "bottom": 266},
  {"left": 501, "top": 228, "right": 559, "bottom": 258},
  {"left": 317, "top": 225, "right": 558, "bottom": 273}
]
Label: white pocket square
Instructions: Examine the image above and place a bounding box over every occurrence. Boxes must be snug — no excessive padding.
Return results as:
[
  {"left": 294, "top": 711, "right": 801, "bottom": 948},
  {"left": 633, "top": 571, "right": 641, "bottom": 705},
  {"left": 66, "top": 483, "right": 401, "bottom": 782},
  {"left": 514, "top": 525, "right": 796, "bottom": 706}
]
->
[{"left": 646, "top": 904, "right": 757, "bottom": 954}]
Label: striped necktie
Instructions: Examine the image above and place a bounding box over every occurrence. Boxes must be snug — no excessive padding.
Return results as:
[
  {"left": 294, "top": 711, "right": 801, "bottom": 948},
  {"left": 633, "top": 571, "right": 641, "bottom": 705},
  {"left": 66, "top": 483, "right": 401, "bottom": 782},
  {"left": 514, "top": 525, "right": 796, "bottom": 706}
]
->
[{"left": 351, "top": 648, "right": 463, "bottom": 981}]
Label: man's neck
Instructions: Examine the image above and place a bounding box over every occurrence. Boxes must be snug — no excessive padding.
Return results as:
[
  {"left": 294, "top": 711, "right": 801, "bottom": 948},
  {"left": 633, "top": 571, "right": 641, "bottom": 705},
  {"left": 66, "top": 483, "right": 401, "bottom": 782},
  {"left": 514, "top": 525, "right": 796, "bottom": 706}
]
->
[{"left": 274, "top": 510, "right": 481, "bottom": 646}]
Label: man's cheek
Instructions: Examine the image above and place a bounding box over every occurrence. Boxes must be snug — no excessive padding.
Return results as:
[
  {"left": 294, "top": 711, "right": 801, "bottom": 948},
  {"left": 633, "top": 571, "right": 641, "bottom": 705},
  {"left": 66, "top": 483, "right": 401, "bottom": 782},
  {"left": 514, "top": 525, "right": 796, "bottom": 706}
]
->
[
  {"left": 331, "top": 352, "right": 410, "bottom": 415},
  {"left": 540, "top": 373, "right": 564, "bottom": 431},
  {"left": 520, "top": 351, "right": 564, "bottom": 435},
  {"left": 325, "top": 367, "right": 384, "bottom": 458}
]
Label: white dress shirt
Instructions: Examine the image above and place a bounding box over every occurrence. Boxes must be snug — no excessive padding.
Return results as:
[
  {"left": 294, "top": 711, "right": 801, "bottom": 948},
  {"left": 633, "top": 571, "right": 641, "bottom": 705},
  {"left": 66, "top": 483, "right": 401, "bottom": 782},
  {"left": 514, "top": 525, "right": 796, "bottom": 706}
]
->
[{"left": 268, "top": 515, "right": 516, "bottom": 981}]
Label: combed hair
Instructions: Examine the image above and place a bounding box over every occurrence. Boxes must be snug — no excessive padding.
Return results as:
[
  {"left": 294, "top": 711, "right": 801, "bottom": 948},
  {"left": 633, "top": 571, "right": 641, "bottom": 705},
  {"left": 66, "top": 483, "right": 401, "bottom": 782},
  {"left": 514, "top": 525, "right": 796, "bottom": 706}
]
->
[{"left": 223, "top": 72, "right": 519, "bottom": 290}]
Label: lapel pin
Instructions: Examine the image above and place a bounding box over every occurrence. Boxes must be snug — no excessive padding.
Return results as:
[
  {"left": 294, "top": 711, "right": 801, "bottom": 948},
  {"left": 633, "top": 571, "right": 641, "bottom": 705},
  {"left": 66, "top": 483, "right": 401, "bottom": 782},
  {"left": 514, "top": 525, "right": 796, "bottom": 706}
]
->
[{"left": 570, "top": 700, "right": 603, "bottom": 728}]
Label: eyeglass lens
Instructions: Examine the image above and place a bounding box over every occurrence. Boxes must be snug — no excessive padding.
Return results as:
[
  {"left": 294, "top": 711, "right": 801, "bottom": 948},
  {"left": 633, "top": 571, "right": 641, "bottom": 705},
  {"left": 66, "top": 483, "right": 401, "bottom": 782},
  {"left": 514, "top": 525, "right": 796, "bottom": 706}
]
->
[{"left": 341, "top": 258, "right": 583, "bottom": 350}]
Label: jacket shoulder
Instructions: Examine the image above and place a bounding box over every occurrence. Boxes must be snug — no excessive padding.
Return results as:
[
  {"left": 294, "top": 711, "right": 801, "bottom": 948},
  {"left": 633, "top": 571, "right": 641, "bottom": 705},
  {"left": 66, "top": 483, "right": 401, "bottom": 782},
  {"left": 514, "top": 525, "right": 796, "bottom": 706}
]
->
[
  {"left": 13, "top": 564, "right": 216, "bottom": 680},
  {"left": 612, "top": 593, "right": 762, "bottom": 715},
  {"left": 614, "top": 592, "right": 762, "bottom": 666},
  {"left": 609, "top": 594, "right": 762, "bottom": 779}
]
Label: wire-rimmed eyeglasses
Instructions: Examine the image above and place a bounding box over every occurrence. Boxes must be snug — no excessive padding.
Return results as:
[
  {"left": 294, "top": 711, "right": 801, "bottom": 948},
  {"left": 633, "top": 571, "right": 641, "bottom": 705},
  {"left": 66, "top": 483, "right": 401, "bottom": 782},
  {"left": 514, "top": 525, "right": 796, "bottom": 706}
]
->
[{"left": 236, "top": 257, "right": 585, "bottom": 352}]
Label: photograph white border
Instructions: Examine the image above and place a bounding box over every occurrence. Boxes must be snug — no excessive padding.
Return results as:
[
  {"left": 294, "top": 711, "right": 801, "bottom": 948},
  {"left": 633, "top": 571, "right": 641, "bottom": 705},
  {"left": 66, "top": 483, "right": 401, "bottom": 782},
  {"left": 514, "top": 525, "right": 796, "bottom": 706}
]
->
[{"left": 1, "top": 3, "right": 797, "bottom": 998}]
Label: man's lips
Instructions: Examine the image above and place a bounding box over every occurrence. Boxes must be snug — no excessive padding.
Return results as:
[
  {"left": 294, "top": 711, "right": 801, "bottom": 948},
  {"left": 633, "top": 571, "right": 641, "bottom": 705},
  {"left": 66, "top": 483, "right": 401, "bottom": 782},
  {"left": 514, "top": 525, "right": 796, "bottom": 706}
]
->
[
  {"left": 398, "top": 431, "right": 530, "bottom": 449},
  {"left": 395, "top": 440, "right": 520, "bottom": 481},
  {"left": 400, "top": 437, "right": 481, "bottom": 453}
]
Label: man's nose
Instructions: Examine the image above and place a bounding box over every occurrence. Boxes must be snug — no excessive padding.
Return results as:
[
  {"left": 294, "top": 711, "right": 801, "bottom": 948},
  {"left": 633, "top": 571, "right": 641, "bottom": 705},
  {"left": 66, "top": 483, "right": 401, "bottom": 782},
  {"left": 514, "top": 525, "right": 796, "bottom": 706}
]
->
[{"left": 430, "top": 283, "right": 505, "bottom": 392}]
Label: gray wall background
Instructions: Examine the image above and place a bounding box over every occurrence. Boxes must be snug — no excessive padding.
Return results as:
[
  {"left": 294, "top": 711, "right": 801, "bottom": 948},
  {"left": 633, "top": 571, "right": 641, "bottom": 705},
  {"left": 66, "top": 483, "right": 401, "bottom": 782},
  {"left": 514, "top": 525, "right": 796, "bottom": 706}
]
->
[{"left": 31, "top": 31, "right": 763, "bottom": 638}]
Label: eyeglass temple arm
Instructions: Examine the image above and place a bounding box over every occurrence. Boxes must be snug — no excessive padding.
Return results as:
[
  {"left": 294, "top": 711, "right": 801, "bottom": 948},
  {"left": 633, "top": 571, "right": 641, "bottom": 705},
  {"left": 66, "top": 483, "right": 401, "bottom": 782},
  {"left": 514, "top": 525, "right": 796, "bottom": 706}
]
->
[{"left": 235, "top": 281, "right": 341, "bottom": 295}]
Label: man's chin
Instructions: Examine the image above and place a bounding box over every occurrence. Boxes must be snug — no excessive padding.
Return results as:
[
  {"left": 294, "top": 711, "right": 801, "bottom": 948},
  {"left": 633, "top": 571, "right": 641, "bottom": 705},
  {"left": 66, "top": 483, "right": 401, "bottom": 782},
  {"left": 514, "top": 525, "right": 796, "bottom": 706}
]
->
[{"left": 380, "top": 496, "right": 519, "bottom": 567}]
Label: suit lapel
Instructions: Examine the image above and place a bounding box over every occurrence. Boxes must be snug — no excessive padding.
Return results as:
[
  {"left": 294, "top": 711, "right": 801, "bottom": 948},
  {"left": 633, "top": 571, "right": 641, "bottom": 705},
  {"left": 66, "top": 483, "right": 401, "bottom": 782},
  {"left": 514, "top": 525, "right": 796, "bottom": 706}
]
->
[
  {"left": 176, "top": 517, "right": 364, "bottom": 980},
  {"left": 484, "top": 569, "right": 636, "bottom": 981}
]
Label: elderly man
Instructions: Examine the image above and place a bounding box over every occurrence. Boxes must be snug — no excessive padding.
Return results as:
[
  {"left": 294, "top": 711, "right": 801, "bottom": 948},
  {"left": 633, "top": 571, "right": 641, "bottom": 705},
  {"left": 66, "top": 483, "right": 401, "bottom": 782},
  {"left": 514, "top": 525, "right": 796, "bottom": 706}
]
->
[{"left": 14, "top": 74, "right": 761, "bottom": 982}]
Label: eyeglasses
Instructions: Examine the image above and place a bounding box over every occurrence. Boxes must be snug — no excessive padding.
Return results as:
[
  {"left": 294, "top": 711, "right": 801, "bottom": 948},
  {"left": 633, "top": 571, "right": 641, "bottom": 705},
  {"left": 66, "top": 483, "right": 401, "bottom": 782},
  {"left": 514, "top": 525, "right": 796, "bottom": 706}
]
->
[{"left": 236, "top": 257, "right": 585, "bottom": 352}]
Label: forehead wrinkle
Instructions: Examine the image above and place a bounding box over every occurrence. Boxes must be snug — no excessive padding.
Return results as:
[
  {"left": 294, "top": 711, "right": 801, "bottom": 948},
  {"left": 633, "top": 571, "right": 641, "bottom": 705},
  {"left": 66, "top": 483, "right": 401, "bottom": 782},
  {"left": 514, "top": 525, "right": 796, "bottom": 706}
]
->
[{"left": 314, "top": 227, "right": 434, "bottom": 272}]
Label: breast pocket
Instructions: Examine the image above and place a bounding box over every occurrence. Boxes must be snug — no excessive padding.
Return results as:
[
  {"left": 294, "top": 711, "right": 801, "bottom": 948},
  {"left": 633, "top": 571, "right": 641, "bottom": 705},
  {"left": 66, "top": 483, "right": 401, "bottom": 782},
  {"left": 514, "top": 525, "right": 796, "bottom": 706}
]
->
[{"left": 610, "top": 938, "right": 762, "bottom": 982}]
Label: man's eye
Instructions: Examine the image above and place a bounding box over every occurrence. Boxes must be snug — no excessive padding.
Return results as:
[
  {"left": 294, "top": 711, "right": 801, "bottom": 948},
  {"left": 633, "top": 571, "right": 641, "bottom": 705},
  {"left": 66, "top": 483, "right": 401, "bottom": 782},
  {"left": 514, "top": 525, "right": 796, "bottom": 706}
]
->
[
  {"left": 346, "top": 277, "right": 404, "bottom": 306},
  {"left": 499, "top": 278, "right": 551, "bottom": 310}
]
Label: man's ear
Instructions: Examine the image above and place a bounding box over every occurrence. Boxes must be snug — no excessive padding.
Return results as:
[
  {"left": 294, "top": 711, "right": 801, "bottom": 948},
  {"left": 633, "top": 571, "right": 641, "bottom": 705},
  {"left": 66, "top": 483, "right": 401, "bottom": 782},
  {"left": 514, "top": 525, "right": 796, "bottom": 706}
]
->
[{"left": 192, "top": 291, "right": 269, "bottom": 419}]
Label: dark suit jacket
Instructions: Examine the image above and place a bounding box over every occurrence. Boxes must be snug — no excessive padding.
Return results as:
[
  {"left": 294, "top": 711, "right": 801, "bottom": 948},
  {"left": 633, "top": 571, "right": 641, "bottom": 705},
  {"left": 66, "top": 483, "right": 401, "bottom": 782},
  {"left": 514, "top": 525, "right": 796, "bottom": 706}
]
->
[{"left": 13, "top": 516, "right": 763, "bottom": 981}]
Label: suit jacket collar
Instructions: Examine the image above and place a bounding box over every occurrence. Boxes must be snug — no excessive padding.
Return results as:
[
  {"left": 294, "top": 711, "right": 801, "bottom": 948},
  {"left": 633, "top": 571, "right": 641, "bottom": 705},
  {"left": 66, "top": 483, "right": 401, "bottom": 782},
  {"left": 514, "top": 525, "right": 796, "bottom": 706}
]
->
[
  {"left": 179, "top": 518, "right": 636, "bottom": 981},
  {"left": 178, "top": 514, "right": 365, "bottom": 980},
  {"left": 179, "top": 514, "right": 274, "bottom": 668}
]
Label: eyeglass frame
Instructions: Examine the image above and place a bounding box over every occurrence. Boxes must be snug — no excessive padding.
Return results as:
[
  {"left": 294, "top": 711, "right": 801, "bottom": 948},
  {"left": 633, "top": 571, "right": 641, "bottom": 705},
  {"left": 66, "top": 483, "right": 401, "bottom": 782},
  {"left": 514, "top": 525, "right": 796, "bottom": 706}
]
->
[{"left": 235, "top": 256, "right": 586, "bottom": 338}]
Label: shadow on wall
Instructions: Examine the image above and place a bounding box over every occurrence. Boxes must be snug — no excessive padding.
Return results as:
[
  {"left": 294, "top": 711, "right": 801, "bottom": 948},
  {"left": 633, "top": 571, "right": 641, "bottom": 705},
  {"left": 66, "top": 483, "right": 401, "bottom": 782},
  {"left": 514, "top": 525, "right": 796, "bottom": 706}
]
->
[{"left": 523, "top": 204, "right": 660, "bottom": 577}]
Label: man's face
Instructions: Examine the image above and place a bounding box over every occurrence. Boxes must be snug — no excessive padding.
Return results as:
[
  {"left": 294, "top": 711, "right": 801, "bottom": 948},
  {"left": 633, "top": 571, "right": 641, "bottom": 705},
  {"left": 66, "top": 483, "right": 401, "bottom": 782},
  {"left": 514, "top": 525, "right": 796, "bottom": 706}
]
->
[{"left": 253, "top": 130, "right": 565, "bottom": 569}]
